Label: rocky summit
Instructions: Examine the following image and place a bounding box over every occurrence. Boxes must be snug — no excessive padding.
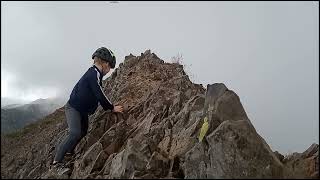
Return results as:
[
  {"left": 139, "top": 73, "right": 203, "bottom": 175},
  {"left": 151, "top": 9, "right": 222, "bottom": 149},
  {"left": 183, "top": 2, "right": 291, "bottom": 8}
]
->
[{"left": 1, "top": 50, "right": 318, "bottom": 179}]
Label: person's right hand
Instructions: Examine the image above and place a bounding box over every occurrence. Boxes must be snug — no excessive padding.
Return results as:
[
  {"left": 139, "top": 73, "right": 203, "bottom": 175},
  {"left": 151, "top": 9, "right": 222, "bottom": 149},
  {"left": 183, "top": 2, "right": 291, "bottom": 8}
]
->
[{"left": 113, "top": 105, "right": 124, "bottom": 113}]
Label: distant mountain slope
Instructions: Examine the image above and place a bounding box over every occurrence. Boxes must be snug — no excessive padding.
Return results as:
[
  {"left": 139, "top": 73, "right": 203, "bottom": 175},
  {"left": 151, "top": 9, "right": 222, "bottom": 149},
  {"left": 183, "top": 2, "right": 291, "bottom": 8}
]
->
[
  {"left": 1, "top": 97, "right": 29, "bottom": 108},
  {"left": 1, "top": 98, "right": 65, "bottom": 134}
]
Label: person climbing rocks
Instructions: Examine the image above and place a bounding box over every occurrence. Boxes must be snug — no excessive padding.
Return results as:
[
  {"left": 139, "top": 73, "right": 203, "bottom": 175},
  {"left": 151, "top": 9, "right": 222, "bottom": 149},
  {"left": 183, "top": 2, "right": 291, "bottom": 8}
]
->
[{"left": 51, "top": 47, "right": 124, "bottom": 175}]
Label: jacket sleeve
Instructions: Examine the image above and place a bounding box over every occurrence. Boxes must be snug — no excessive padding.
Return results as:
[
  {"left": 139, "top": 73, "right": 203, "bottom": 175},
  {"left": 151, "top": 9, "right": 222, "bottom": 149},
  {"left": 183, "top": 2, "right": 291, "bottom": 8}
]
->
[{"left": 88, "top": 69, "right": 114, "bottom": 111}]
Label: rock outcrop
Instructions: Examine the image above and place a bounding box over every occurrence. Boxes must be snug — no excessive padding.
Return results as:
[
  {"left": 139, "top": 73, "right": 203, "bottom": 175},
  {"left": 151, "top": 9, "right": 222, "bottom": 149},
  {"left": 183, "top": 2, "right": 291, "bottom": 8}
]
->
[
  {"left": 282, "top": 143, "right": 319, "bottom": 178},
  {"left": 1, "top": 50, "right": 318, "bottom": 179}
]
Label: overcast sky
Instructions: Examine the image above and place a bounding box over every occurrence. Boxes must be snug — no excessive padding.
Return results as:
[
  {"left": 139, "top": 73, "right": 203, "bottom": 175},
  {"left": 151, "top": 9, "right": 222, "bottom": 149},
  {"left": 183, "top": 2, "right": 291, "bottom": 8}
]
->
[{"left": 1, "top": 1, "right": 319, "bottom": 154}]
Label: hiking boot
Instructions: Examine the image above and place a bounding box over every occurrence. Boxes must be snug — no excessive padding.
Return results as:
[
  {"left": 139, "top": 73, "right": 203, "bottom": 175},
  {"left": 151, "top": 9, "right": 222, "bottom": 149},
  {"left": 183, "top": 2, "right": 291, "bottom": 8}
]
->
[
  {"left": 50, "top": 162, "right": 71, "bottom": 176},
  {"left": 65, "top": 152, "right": 74, "bottom": 161},
  {"left": 66, "top": 152, "right": 74, "bottom": 156}
]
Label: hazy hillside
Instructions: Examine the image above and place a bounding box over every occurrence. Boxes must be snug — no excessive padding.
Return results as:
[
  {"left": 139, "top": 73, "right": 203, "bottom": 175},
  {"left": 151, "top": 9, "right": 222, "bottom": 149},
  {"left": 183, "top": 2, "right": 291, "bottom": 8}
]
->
[
  {"left": 1, "top": 97, "right": 29, "bottom": 108},
  {"left": 1, "top": 98, "right": 65, "bottom": 134}
]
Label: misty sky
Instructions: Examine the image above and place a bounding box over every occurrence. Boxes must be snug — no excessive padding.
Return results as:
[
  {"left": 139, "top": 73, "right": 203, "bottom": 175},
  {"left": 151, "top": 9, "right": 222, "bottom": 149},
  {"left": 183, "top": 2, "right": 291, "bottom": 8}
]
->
[{"left": 1, "top": 1, "right": 319, "bottom": 154}]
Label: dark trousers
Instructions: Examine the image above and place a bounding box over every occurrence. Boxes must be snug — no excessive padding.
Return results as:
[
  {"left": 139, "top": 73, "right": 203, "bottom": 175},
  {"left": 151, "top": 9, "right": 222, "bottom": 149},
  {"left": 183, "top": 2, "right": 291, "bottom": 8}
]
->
[{"left": 54, "top": 102, "right": 88, "bottom": 162}]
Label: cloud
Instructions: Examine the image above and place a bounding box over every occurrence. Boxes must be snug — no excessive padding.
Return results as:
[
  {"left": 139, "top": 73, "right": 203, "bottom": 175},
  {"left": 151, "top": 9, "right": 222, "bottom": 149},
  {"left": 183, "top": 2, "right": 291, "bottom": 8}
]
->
[{"left": 1, "top": 69, "right": 60, "bottom": 101}]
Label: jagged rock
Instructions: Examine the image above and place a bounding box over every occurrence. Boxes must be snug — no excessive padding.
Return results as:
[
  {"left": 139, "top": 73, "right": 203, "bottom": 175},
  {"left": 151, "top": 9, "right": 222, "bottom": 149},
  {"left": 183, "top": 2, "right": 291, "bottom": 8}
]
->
[
  {"left": 183, "top": 120, "right": 284, "bottom": 178},
  {"left": 274, "top": 151, "right": 285, "bottom": 162},
  {"left": 71, "top": 141, "right": 104, "bottom": 178},
  {"left": 283, "top": 143, "right": 319, "bottom": 178},
  {"left": 301, "top": 143, "right": 319, "bottom": 159},
  {"left": 108, "top": 138, "right": 150, "bottom": 178},
  {"left": 125, "top": 53, "right": 136, "bottom": 61},
  {"left": 144, "top": 49, "right": 151, "bottom": 55},
  {"left": 1, "top": 50, "right": 318, "bottom": 179},
  {"left": 99, "top": 153, "right": 117, "bottom": 177},
  {"left": 202, "top": 83, "right": 249, "bottom": 134}
]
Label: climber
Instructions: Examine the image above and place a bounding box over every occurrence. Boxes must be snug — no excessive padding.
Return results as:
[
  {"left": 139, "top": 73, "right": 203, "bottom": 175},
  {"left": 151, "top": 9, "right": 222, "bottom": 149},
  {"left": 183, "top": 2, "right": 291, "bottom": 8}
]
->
[{"left": 51, "top": 47, "right": 124, "bottom": 174}]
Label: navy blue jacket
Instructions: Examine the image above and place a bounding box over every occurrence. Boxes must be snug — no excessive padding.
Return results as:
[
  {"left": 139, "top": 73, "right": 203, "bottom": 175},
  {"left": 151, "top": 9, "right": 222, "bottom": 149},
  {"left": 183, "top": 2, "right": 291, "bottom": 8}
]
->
[{"left": 68, "top": 65, "right": 114, "bottom": 115}]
